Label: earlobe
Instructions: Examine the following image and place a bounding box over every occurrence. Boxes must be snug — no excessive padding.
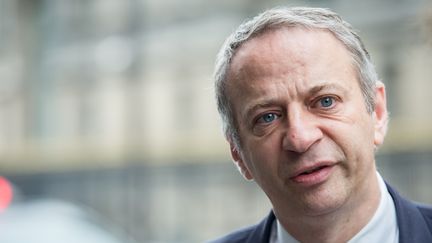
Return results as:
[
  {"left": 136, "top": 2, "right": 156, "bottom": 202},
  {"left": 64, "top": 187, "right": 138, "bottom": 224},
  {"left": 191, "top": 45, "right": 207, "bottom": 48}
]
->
[
  {"left": 230, "top": 142, "right": 254, "bottom": 181},
  {"left": 373, "top": 82, "right": 389, "bottom": 147}
]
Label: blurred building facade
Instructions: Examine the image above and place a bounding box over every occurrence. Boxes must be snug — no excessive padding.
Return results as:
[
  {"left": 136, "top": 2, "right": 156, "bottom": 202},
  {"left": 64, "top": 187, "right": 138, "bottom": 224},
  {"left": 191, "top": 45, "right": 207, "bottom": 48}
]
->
[{"left": 1, "top": 0, "right": 432, "bottom": 242}]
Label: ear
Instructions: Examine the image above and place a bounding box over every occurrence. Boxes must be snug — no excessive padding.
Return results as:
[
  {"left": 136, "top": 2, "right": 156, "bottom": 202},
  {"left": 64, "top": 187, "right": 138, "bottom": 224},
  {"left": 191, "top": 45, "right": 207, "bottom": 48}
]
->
[
  {"left": 373, "top": 81, "right": 389, "bottom": 147},
  {"left": 229, "top": 142, "right": 254, "bottom": 181}
]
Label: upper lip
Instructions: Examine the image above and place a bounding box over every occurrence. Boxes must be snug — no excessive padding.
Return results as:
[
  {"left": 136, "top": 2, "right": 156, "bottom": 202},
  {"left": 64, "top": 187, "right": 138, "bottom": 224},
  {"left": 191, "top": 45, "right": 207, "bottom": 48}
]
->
[{"left": 290, "top": 161, "right": 336, "bottom": 178}]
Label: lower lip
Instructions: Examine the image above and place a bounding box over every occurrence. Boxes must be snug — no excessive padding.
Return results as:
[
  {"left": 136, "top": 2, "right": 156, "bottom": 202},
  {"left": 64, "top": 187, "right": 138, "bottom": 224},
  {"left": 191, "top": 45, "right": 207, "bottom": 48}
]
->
[{"left": 290, "top": 165, "right": 334, "bottom": 186}]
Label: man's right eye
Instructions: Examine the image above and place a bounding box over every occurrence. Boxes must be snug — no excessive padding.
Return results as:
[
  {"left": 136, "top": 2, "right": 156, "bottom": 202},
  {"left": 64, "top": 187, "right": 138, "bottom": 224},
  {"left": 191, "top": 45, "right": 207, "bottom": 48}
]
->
[{"left": 256, "top": 113, "right": 280, "bottom": 124}]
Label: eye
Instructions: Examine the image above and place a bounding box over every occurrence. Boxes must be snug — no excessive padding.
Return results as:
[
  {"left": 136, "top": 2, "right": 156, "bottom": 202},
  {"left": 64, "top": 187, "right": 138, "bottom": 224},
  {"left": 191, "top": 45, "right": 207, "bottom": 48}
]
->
[
  {"left": 317, "top": 96, "right": 335, "bottom": 108},
  {"left": 256, "top": 113, "right": 280, "bottom": 124}
]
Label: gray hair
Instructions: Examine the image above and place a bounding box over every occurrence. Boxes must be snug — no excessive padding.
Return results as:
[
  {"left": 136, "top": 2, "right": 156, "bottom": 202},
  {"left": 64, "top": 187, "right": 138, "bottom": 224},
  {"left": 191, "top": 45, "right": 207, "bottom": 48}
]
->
[{"left": 214, "top": 6, "right": 379, "bottom": 148}]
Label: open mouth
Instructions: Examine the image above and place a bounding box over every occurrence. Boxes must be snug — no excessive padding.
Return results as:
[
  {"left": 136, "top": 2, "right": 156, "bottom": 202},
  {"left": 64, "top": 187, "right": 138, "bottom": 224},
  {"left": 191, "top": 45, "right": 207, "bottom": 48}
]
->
[
  {"left": 291, "top": 164, "right": 334, "bottom": 185},
  {"left": 300, "top": 165, "right": 328, "bottom": 175}
]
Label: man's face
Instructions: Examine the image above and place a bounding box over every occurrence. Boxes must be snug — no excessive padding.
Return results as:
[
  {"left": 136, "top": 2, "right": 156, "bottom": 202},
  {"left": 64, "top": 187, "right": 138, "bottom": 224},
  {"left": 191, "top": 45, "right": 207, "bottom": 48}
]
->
[{"left": 226, "top": 27, "right": 388, "bottom": 216}]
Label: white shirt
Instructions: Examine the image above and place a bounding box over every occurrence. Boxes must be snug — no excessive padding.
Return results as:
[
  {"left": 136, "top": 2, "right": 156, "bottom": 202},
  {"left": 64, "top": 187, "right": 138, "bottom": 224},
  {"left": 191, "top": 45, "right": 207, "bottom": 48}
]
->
[{"left": 270, "top": 172, "right": 399, "bottom": 243}]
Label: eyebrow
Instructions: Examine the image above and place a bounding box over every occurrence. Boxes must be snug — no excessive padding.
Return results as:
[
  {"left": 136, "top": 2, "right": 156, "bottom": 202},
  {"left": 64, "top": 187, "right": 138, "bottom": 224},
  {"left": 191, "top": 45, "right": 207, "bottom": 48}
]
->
[
  {"left": 242, "top": 98, "right": 284, "bottom": 123},
  {"left": 308, "top": 83, "right": 349, "bottom": 96},
  {"left": 241, "top": 82, "right": 349, "bottom": 121}
]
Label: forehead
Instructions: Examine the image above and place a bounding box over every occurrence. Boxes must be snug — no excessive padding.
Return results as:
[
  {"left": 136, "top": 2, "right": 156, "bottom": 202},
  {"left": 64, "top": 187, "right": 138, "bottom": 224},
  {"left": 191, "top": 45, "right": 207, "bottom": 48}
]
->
[
  {"left": 226, "top": 27, "right": 355, "bottom": 92},
  {"left": 230, "top": 27, "right": 352, "bottom": 77}
]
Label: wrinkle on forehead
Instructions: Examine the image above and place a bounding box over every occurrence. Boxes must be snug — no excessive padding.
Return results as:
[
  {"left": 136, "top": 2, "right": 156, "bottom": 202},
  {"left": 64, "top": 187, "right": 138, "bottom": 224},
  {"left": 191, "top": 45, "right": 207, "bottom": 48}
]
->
[
  {"left": 229, "top": 29, "right": 309, "bottom": 85},
  {"left": 228, "top": 27, "right": 353, "bottom": 80},
  {"left": 227, "top": 27, "right": 355, "bottom": 94}
]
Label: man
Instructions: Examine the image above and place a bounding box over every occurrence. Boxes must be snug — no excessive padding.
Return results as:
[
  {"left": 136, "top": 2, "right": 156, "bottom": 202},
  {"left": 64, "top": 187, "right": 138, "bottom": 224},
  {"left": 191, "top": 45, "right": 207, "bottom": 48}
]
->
[{"left": 211, "top": 7, "right": 432, "bottom": 243}]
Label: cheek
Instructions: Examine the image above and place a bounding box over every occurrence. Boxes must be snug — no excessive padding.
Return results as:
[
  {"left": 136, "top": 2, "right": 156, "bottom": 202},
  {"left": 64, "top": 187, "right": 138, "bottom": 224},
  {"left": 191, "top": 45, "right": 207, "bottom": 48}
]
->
[
  {"left": 339, "top": 120, "right": 376, "bottom": 175},
  {"left": 323, "top": 113, "right": 375, "bottom": 161},
  {"left": 243, "top": 137, "right": 282, "bottom": 175}
]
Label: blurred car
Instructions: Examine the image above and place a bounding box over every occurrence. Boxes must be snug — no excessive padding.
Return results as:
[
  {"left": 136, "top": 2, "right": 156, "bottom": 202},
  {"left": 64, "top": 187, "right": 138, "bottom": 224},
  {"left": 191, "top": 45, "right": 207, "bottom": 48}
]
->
[{"left": 0, "top": 176, "right": 133, "bottom": 243}]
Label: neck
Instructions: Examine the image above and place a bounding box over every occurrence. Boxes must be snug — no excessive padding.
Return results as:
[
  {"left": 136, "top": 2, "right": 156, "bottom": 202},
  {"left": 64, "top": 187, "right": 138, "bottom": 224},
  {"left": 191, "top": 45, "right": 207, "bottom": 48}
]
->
[{"left": 275, "top": 172, "right": 381, "bottom": 243}]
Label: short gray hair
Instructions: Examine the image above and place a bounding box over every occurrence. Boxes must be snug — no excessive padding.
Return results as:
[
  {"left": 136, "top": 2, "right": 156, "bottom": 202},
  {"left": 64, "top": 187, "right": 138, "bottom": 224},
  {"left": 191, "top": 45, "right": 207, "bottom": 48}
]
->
[{"left": 214, "top": 6, "right": 379, "bottom": 148}]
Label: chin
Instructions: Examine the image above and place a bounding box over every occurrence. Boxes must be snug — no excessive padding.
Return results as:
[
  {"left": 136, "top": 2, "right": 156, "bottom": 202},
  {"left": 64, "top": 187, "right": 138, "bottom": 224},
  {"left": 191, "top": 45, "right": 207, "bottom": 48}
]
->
[
  {"left": 301, "top": 199, "right": 345, "bottom": 217},
  {"left": 297, "top": 184, "right": 349, "bottom": 217}
]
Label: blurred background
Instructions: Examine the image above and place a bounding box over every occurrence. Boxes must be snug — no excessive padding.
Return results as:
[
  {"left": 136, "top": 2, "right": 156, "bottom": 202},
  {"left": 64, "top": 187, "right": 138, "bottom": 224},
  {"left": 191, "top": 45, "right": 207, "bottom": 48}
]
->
[{"left": 0, "top": 0, "right": 431, "bottom": 242}]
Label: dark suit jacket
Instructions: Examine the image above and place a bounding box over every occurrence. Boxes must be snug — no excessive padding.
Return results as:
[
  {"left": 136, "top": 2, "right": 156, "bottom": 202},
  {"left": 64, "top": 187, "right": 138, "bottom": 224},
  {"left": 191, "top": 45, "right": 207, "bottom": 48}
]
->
[{"left": 209, "top": 184, "right": 432, "bottom": 243}]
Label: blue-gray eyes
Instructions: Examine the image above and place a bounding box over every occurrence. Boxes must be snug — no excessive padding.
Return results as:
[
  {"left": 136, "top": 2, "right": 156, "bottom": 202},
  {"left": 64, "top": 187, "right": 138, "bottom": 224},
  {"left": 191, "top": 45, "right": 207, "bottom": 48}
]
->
[
  {"left": 258, "top": 113, "right": 279, "bottom": 124},
  {"left": 320, "top": 96, "right": 334, "bottom": 108},
  {"left": 255, "top": 97, "right": 335, "bottom": 125}
]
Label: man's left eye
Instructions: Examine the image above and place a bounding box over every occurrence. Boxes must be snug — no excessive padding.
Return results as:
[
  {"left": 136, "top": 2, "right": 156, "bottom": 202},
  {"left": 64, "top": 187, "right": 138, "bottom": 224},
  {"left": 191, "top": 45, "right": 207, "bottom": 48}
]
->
[{"left": 318, "top": 96, "right": 334, "bottom": 108}]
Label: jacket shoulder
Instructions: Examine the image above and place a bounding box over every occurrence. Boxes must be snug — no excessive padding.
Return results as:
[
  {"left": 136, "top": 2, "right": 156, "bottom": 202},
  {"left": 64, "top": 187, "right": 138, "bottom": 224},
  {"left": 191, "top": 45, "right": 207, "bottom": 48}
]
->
[{"left": 417, "top": 203, "right": 432, "bottom": 230}]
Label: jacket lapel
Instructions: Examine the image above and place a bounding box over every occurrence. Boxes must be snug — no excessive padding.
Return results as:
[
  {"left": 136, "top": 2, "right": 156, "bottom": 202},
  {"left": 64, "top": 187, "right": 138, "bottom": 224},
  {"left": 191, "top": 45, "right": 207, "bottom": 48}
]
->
[
  {"left": 386, "top": 183, "right": 432, "bottom": 243},
  {"left": 245, "top": 211, "right": 275, "bottom": 243}
]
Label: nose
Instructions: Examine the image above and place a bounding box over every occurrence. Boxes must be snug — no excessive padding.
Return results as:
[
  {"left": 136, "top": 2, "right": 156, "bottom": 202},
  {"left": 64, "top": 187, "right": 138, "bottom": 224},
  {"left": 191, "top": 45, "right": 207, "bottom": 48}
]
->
[{"left": 282, "top": 107, "right": 323, "bottom": 153}]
